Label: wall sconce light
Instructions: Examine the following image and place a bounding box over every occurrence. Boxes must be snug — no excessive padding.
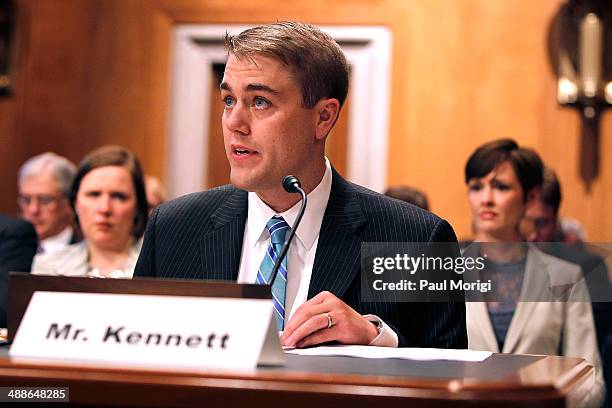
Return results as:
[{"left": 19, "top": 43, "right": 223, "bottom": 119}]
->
[
  {"left": 0, "top": 0, "right": 15, "bottom": 98},
  {"left": 548, "top": 0, "right": 611, "bottom": 188}
]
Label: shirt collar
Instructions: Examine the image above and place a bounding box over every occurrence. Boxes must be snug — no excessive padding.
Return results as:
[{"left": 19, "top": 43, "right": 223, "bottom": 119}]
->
[
  {"left": 40, "top": 226, "right": 73, "bottom": 252},
  {"left": 247, "top": 158, "right": 332, "bottom": 251}
]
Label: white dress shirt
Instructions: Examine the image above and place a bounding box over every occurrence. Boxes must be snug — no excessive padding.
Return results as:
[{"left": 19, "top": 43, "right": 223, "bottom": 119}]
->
[
  {"left": 237, "top": 159, "right": 398, "bottom": 347},
  {"left": 40, "top": 226, "right": 74, "bottom": 254}
]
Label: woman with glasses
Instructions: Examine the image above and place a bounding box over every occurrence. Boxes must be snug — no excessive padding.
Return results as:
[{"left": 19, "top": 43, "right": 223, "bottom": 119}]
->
[
  {"left": 463, "top": 139, "right": 604, "bottom": 405},
  {"left": 32, "top": 146, "right": 148, "bottom": 278}
]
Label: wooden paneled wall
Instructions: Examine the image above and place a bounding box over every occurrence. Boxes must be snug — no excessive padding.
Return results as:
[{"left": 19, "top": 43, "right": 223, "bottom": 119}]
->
[
  {"left": 0, "top": 0, "right": 609, "bottom": 240},
  {"left": 0, "top": 0, "right": 170, "bottom": 215}
]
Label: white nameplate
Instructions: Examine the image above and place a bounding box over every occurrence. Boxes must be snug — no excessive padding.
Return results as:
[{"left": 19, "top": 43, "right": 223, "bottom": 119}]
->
[{"left": 10, "top": 292, "right": 285, "bottom": 370}]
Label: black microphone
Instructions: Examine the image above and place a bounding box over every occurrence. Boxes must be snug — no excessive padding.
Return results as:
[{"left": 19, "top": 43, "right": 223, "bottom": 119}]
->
[{"left": 269, "top": 175, "right": 307, "bottom": 288}]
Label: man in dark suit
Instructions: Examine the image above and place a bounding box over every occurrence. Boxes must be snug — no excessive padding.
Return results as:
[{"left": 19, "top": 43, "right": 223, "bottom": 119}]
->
[
  {"left": 135, "top": 22, "right": 466, "bottom": 349},
  {"left": 0, "top": 214, "right": 37, "bottom": 328},
  {"left": 525, "top": 166, "right": 611, "bottom": 407}
]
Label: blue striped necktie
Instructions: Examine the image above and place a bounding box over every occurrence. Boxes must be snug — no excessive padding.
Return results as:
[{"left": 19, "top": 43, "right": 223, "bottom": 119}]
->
[{"left": 257, "top": 216, "right": 290, "bottom": 331}]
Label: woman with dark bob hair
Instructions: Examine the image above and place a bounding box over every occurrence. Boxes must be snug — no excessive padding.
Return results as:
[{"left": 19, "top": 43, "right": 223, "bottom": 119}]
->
[
  {"left": 33, "top": 146, "right": 148, "bottom": 278},
  {"left": 463, "top": 139, "right": 604, "bottom": 404}
]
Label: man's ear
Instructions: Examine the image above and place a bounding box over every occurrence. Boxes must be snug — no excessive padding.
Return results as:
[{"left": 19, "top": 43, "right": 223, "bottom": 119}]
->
[{"left": 314, "top": 98, "right": 340, "bottom": 141}]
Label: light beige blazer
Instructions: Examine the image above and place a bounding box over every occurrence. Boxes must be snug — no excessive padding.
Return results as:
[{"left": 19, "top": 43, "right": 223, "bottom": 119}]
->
[
  {"left": 31, "top": 239, "right": 142, "bottom": 278},
  {"left": 466, "top": 245, "right": 604, "bottom": 406}
]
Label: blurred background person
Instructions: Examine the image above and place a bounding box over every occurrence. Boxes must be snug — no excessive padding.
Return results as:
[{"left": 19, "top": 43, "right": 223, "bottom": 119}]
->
[
  {"left": 523, "top": 167, "right": 589, "bottom": 245},
  {"left": 32, "top": 146, "right": 148, "bottom": 278},
  {"left": 144, "top": 175, "right": 166, "bottom": 214},
  {"left": 463, "top": 139, "right": 603, "bottom": 405},
  {"left": 524, "top": 166, "right": 609, "bottom": 287},
  {"left": 384, "top": 185, "right": 430, "bottom": 210},
  {"left": 521, "top": 167, "right": 562, "bottom": 243},
  {"left": 524, "top": 165, "right": 611, "bottom": 407},
  {"left": 0, "top": 214, "right": 37, "bottom": 328},
  {"left": 17, "top": 152, "right": 80, "bottom": 254}
]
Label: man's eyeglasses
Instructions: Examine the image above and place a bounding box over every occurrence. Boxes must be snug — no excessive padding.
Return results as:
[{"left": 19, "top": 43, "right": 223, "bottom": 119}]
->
[{"left": 17, "top": 194, "right": 66, "bottom": 208}]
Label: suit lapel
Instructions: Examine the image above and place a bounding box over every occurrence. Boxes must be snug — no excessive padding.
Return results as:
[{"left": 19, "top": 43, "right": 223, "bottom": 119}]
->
[
  {"left": 502, "top": 246, "right": 547, "bottom": 353},
  {"left": 462, "top": 244, "right": 499, "bottom": 352},
  {"left": 198, "top": 172, "right": 366, "bottom": 291},
  {"left": 199, "top": 188, "right": 248, "bottom": 281},
  {"left": 308, "top": 170, "right": 366, "bottom": 299},
  {"left": 503, "top": 300, "right": 537, "bottom": 353},
  {"left": 468, "top": 302, "right": 500, "bottom": 352}
]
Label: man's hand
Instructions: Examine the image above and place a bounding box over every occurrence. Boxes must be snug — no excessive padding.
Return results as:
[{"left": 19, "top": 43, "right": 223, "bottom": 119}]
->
[{"left": 280, "top": 291, "right": 379, "bottom": 348}]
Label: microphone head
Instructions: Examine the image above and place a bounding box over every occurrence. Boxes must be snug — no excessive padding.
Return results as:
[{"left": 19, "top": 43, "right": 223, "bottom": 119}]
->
[{"left": 282, "top": 175, "right": 301, "bottom": 193}]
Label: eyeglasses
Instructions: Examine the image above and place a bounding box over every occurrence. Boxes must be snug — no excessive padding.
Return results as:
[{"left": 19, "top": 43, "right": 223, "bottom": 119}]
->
[{"left": 17, "top": 194, "right": 66, "bottom": 208}]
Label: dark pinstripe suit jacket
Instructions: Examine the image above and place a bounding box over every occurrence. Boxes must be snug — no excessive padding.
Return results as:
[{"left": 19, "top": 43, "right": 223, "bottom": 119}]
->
[
  {"left": 134, "top": 170, "right": 467, "bottom": 348},
  {"left": 0, "top": 215, "right": 37, "bottom": 327}
]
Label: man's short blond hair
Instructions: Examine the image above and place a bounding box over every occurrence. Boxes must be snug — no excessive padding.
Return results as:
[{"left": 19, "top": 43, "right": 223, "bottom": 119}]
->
[{"left": 225, "top": 21, "right": 349, "bottom": 109}]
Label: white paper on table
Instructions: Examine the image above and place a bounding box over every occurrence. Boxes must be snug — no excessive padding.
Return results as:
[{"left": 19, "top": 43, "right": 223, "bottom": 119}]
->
[{"left": 285, "top": 345, "right": 491, "bottom": 362}]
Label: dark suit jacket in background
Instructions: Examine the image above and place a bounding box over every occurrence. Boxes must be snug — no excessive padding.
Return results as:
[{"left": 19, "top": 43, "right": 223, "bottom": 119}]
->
[
  {"left": 134, "top": 169, "right": 467, "bottom": 348},
  {"left": 0, "top": 215, "right": 37, "bottom": 327}
]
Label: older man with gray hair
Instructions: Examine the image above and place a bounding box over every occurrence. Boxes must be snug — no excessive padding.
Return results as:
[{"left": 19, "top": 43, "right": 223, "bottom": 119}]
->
[{"left": 18, "top": 152, "right": 79, "bottom": 253}]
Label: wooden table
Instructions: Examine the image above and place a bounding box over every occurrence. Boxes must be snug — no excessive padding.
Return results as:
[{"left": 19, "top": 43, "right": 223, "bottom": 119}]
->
[{"left": 0, "top": 348, "right": 595, "bottom": 407}]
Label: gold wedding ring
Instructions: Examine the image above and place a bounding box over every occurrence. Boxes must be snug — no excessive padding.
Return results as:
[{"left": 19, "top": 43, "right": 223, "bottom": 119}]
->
[{"left": 323, "top": 312, "right": 333, "bottom": 329}]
